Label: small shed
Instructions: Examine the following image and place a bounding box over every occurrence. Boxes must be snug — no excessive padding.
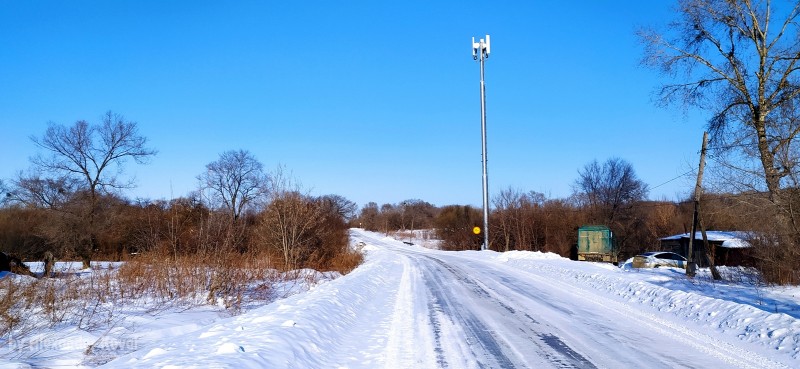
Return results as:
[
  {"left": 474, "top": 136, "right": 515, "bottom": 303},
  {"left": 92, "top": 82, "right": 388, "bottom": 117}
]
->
[
  {"left": 577, "top": 225, "right": 617, "bottom": 263},
  {"left": 660, "top": 231, "right": 753, "bottom": 267}
]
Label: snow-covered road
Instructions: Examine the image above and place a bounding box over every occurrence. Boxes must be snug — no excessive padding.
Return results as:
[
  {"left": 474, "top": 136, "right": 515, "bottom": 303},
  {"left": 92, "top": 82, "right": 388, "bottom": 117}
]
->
[
  {"left": 372, "top": 232, "right": 787, "bottom": 369},
  {"left": 102, "top": 229, "right": 797, "bottom": 368}
]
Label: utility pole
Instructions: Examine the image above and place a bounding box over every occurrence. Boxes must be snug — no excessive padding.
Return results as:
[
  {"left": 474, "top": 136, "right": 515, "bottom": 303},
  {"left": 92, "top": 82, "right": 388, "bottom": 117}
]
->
[
  {"left": 687, "top": 131, "right": 708, "bottom": 277},
  {"left": 472, "top": 35, "right": 491, "bottom": 251}
]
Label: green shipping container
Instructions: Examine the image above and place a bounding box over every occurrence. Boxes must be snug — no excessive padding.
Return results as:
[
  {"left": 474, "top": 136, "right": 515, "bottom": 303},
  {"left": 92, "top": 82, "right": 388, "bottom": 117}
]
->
[{"left": 577, "top": 225, "right": 618, "bottom": 263}]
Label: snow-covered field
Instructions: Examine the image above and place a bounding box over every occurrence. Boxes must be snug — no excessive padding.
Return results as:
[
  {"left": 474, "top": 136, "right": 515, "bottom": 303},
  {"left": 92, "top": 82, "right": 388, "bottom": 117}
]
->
[
  {"left": 1, "top": 228, "right": 799, "bottom": 368},
  {"left": 0, "top": 263, "right": 339, "bottom": 368}
]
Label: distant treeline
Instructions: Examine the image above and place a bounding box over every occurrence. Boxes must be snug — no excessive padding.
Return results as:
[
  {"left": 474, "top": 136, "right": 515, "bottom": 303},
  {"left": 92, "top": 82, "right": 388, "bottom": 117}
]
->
[{"left": 355, "top": 185, "right": 799, "bottom": 285}]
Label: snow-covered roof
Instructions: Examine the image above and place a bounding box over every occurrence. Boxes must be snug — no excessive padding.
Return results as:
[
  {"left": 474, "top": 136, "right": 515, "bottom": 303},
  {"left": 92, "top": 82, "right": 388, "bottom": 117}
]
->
[{"left": 659, "top": 231, "right": 752, "bottom": 248}]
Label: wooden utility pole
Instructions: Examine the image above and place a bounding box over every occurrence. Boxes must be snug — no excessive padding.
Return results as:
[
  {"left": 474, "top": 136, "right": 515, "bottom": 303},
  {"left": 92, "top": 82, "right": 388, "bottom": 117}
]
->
[{"left": 687, "top": 132, "right": 708, "bottom": 277}]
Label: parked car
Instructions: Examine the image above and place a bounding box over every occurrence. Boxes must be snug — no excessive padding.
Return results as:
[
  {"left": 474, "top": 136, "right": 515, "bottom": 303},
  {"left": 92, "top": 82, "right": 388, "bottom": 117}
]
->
[{"left": 632, "top": 252, "right": 687, "bottom": 269}]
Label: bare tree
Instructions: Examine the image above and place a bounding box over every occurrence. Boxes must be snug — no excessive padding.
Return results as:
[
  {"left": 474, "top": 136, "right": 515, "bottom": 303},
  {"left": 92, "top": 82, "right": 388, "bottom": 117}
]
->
[
  {"left": 29, "top": 111, "right": 155, "bottom": 267},
  {"left": 257, "top": 168, "right": 327, "bottom": 270},
  {"left": 493, "top": 188, "right": 525, "bottom": 252},
  {"left": 492, "top": 188, "right": 547, "bottom": 252},
  {"left": 0, "top": 179, "right": 11, "bottom": 207},
  {"left": 0, "top": 179, "right": 16, "bottom": 208},
  {"left": 259, "top": 192, "right": 323, "bottom": 269},
  {"left": 640, "top": 0, "right": 800, "bottom": 227},
  {"left": 380, "top": 203, "right": 401, "bottom": 234},
  {"left": 574, "top": 158, "right": 649, "bottom": 224},
  {"left": 11, "top": 171, "right": 78, "bottom": 210},
  {"left": 32, "top": 112, "right": 155, "bottom": 195},
  {"left": 356, "top": 202, "right": 380, "bottom": 230},
  {"left": 399, "top": 199, "right": 437, "bottom": 231},
  {"left": 318, "top": 194, "right": 358, "bottom": 222},
  {"left": 434, "top": 205, "right": 482, "bottom": 251},
  {"left": 199, "top": 150, "right": 268, "bottom": 222}
]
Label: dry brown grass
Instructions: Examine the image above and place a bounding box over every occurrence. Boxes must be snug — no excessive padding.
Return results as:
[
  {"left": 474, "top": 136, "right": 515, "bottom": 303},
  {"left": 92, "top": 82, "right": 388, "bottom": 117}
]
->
[
  {"left": 0, "top": 278, "right": 26, "bottom": 336},
  {"left": 318, "top": 249, "right": 364, "bottom": 274},
  {"left": 114, "top": 249, "right": 279, "bottom": 311},
  {"left": 0, "top": 271, "right": 107, "bottom": 340},
  {"left": 0, "top": 252, "right": 276, "bottom": 340},
  {"left": 0, "top": 231, "right": 366, "bottom": 362}
]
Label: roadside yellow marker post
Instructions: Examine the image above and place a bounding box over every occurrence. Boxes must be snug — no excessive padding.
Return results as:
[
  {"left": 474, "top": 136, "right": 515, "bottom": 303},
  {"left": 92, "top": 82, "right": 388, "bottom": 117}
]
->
[{"left": 473, "top": 226, "right": 481, "bottom": 235}]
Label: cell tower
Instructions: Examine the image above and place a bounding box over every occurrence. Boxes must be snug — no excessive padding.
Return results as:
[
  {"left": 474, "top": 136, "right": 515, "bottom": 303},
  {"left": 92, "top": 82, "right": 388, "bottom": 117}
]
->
[{"left": 472, "top": 35, "right": 490, "bottom": 251}]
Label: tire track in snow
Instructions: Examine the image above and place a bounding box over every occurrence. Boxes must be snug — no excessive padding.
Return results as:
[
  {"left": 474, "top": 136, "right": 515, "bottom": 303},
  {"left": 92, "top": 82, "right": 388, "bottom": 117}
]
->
[
  {"left": 458, "top": 257, "right": 791, "bottom": 369},
  {"left": 418, "top": 256, "right": 516, "bottom": 369},
  {"left": 414, "top": 253, "right": 597, "bottom": 368},
  {"left": 384, "top": 254, "right": 441, "bottom": 369}
]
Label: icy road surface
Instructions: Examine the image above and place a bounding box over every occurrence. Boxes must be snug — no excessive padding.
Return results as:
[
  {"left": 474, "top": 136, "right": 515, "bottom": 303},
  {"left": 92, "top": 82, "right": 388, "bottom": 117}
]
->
[{"left": 104, "top": 229, "right": 795, "bottom": 368}]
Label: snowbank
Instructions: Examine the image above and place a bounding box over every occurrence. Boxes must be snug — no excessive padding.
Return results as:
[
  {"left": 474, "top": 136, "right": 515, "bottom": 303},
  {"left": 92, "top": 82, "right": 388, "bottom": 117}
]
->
[{"left": 491, "top": 251, "right": 800, "bottom": 359}]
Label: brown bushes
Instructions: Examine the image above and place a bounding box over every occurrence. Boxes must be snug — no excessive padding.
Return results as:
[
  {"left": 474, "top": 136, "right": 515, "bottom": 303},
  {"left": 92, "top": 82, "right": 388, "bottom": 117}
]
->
[
  {"left": 114, "top": 250, "right": 277, "bottom": 312},
  {"left": 489, "top": 191, "right": 585, "bottom": 256},
  {"left": 750, "top": 238, "right": 800, "bottom": 285},
  {"left": 0, "top": 187, "right": 362, "bottom": 353},
  {"left": 256, "top": 191, "right": 355, "bottom": 271},
  {"left": 354, "top": 200, "right": 438, "bottom": 234},
  {"left": 0, "top": 239, "right": 355, "bottom": 341},
  {"left": 310, "top": 248, "right": 364, "bottom": 274},
  {"left": 434, "top": 205, "right": 483, "bottom": 251}
]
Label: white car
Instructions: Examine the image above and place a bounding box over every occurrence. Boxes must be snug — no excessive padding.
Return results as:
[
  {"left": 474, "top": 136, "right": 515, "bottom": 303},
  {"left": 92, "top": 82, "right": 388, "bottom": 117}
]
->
[{"left": 632, "top": 252, "right": 687, "bottom": 269}]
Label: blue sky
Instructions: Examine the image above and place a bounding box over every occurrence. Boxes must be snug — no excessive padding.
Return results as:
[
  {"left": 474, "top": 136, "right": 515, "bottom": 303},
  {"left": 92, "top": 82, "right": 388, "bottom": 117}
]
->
[{"left": 0, "top": 1, "right": 707, "bottom": 208}]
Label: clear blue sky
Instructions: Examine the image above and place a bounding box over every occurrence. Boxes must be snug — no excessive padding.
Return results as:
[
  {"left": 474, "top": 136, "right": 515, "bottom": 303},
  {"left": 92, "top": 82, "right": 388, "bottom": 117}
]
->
[{"left": 1, "top": 1, "right": 707, "bottom": 208}]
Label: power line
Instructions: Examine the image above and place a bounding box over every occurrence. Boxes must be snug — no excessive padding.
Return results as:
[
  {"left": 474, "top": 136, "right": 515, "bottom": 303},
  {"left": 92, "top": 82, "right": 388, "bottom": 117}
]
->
[{"left": 650, "top": 170, "right": 695, "bottom": 191}]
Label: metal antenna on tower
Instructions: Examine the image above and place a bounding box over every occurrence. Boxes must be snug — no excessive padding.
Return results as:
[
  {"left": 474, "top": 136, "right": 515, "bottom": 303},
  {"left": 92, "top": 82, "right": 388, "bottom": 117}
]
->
[{"left": 472, "top": 34, "right": 490, "bottom": 251}]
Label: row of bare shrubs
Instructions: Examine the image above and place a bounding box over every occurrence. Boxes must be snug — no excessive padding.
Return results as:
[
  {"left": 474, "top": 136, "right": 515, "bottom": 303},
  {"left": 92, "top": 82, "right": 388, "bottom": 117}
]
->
[
  {"left": 357, "top": 196, "right": 688, "bottom": 259},
  {"left": 116, "top": 251, "right": 277, "bottom": 311},
  {"left": 0, "top": 246, "right": 361, "bottom": 342},
  {"left": 0, "top": 189, "right": 364, "bottom": 349},
  {"left": 356, "top": 190, "right": 800, "bottom": 285},
  {"left": 0, "top": 250, "right": 362, "bottom": 356},
  {"left": 0, "top": 191, "right": 363, "bottom": 273}
]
